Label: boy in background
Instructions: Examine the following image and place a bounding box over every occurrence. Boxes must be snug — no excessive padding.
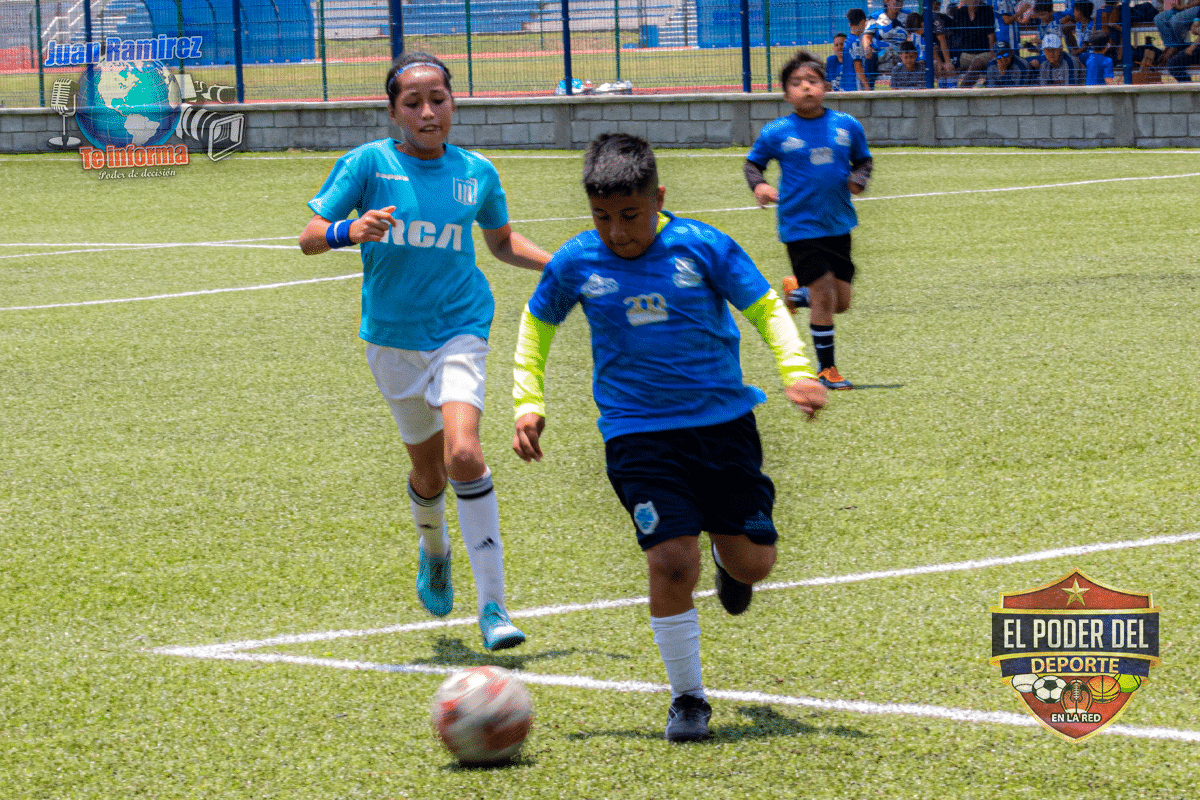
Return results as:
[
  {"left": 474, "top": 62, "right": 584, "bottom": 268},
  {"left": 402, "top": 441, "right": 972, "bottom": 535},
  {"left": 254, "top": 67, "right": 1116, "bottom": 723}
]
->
[{"left": 745, "top": 51, "right": 873, "bottom": 390}]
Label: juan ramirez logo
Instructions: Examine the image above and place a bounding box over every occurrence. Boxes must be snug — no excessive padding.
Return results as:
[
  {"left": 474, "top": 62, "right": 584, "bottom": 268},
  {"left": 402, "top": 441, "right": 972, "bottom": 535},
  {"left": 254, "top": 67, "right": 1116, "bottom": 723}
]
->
[
  {"left": 990, "top": 570, "right": 1161, "bottom": 742},
  {"left": 46, "top": 36, "right": 244, "bottom": 178}
]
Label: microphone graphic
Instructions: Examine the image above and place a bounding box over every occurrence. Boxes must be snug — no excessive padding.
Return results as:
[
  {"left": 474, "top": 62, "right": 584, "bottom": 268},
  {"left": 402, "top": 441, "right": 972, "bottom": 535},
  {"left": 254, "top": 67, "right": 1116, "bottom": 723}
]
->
[{"left": 49, "top": 78, "right": 81, "bottom": 147}]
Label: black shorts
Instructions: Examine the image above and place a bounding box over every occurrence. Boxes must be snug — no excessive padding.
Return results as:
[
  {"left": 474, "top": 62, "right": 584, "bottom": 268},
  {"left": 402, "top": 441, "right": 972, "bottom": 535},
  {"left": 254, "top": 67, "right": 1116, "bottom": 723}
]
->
[
  {"left": 604, "top": 412, "right": 778, "bottom": 552},
  {"left": 785, "top": 233, "right": 856, "bottom": 287}
]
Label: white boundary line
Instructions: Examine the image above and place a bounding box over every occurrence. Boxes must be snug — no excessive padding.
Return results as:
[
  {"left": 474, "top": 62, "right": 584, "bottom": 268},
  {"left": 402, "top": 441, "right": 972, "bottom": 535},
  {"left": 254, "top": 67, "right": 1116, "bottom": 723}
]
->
[
  {"left": 4, "top": 168, "right": 1199, "bottom": 312},
  {"left": 151, "top": 530, "right": 1200, "bottom": 743}
]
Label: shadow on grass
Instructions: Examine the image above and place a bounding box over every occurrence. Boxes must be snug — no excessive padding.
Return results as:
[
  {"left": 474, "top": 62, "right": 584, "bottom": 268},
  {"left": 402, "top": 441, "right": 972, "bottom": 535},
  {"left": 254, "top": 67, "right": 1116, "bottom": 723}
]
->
[
  {"left": 437, "top": 752, "right": 539, "bottom": 772},
  {"left": 563, "top": 704, "right": 870, "bottom": 742},
  {"left": 842, "top": 383, "right": 905, "bottom": 390},
  {"left": 412, "top": 636, "right": 633, "bottom": 670}
]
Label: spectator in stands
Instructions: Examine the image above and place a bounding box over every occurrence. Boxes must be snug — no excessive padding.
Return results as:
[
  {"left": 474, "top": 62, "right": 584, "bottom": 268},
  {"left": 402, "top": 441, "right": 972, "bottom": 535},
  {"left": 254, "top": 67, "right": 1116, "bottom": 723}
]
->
[
  {"left": 927, "top": 0, "right": 960, "bottom": 86},
  {"left": 1156, "top": 0, "right": 1200, "bottom": 62},
  {"left": 827, "top": 33, "right": 848, "bottom": 91},
  {"left": 1166, "top": 17, "right": 1200, "bottom": 80},
  {"left": 1063, "top": 0, "right": 1098, "bottom": 59},
  {"left": 1083, "top": 29, "right": 1115, "bottom": 84},
  {"left": 906, "top": 12, "right": 956, "bottom": 85},
  {"left": 891, "top": 40, "right": 928, "bottom": 87},
  {"left": 993, "top": 0, "right": 1026, "bottom": 58},
  {"left": 951, "top": 0, "right": 997, "bottom": 87},
  {"left": 1039, "top": 33, "right": 1071, "bottom": 84},
  {"left": 863, "top": 0, "right": 912, "bottom": 88},
  {"left": 1022, "top": 0, "right": 1070, "bottom": 71},
  {"left": 844, "top": 9, "right": 871, "bottom": 91},
  {"left": 985, "top": 45, "right": 1025, "bottom": 85}
]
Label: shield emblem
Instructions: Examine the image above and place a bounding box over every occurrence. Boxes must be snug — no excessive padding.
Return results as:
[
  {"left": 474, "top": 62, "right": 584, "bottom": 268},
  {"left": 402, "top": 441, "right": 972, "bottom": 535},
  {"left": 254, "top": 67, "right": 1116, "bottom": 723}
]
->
[{"left": 990, "top": 569, "right": 1160, "bottom": 742}]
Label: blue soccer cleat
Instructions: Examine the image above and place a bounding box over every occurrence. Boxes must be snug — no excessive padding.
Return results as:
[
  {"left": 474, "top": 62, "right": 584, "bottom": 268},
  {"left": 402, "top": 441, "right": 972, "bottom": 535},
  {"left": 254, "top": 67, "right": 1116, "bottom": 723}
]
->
[
  {"left": 479, "top": 602, "right": 526, "bottom": 651},
  {"left": 817, "top": 366, "right": 853, "bottom": 390},
  {"left": 416, "top": 548, "right": 453, "bottom": 618}
]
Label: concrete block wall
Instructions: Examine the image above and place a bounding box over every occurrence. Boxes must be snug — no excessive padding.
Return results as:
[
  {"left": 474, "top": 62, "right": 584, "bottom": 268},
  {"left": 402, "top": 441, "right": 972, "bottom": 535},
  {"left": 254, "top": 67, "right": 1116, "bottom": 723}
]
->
[{"left": 3, "top": 84, "right": 1198, "bottom": 154}]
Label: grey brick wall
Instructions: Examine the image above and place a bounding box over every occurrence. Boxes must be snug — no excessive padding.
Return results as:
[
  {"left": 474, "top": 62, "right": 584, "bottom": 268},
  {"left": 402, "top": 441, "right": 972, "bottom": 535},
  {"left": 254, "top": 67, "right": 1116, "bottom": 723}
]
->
[{"left": 3, "top": 84, "right": 1198, "bottom": 154}]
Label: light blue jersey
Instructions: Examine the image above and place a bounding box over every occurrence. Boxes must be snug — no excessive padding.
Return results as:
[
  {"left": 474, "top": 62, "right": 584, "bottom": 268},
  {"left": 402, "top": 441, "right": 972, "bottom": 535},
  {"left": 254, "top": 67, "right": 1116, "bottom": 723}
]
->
[
  {"left": 308, "top": 139, "right": 509, "bottom": 351},
  {"left": 746, "top": 109, "right": 872, "bottom": 242},
  {"left": 526, "top": 212, "right": 770, "bottom": 441},
  {"left": 993, "top": 0, "right": 1021, "bottom": 46}
]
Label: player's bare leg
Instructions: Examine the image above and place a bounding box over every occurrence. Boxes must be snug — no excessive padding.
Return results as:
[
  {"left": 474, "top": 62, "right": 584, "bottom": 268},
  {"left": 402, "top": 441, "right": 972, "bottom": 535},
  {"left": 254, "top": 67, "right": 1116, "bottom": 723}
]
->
[{"left": 441, "top": 401, "right": 525, "bottom": 650}]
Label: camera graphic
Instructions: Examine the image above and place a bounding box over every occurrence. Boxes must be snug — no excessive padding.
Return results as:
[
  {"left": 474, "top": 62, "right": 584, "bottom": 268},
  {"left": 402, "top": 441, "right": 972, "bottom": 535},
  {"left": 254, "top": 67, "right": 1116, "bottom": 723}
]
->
[{"left": 175, "top": 74, "right": 244, "bottom": 161}]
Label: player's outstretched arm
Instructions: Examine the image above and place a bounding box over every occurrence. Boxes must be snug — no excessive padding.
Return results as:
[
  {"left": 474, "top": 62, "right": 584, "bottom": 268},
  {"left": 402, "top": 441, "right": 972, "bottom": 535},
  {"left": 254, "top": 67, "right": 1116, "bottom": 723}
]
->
[
  {"left": 483, "top": 224, "right": 552, "bottom": 271},
  {"left": 299, "top": 205, "right": 397, "bottom": 254},
  {"left": 741, "top": 288, "right": 825, "bottom": 418},
  {"left": 512, "top": 304, "right": 559, "bottom": 461},
  {"left": 744, "top": 160, "right": 778, "bottom": 207}
]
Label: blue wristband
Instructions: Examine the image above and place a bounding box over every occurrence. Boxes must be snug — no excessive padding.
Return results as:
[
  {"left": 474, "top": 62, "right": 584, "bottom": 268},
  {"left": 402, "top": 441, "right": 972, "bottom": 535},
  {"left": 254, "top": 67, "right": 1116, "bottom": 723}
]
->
[{"left": 325, "top": 219, "right": 354, "bottom": 249}]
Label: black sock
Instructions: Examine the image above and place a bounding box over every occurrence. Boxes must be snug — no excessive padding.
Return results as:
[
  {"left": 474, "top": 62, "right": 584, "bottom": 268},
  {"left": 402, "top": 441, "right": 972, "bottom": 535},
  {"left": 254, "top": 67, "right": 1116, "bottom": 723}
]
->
[{"left": 810, "top": 324, "right": 835, "bottom": 372}]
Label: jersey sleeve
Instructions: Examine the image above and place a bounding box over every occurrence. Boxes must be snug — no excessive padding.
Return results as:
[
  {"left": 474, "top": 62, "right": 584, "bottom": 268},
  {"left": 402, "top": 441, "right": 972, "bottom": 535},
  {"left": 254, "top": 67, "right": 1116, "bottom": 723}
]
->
[
  {"left": 474, "top": 161, "right": 510, "bottom": 231},
  {"left": 513, "top": 305, "right": 558, "bottom": 419},
  {"left": 849, "top": 116, "right": 872, "bottom": 164},
  {"left": 741, "top": 289, "right": 817, "bottom": 385},
  {"left": 703, "top": 229, "right": 771, "bottom": 311},
  {"left": 308, "top": 151, "right": 364, "bottom": 221},
  {"left": 526, "top": 247, "right": 582, "bottom": 326},
  {"left": 745, "top": 121, "right": 778, "bottom": 168}
]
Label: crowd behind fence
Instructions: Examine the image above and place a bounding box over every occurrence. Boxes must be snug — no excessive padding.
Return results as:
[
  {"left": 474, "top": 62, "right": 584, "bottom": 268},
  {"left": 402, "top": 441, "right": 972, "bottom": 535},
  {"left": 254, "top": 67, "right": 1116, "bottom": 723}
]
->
[{"left": 0, "top": 0, "right": 1194, "bottom": 108}]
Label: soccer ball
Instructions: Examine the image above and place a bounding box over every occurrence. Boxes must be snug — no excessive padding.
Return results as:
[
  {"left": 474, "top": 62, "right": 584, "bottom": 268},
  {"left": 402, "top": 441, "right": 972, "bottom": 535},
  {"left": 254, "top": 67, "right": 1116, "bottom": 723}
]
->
[
  {"left": 1032, "top": 675, "right": 1067, "bottom": 704},
  {"left": 431, "top": 666, "right": 533, "bottom": 765}
]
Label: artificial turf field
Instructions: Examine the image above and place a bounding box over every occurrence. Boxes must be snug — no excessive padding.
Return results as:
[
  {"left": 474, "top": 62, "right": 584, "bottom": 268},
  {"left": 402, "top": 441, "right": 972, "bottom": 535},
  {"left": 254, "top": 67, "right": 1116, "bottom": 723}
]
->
[{"left": 2, "top": 145, "right": 1199, "bottom": 798}]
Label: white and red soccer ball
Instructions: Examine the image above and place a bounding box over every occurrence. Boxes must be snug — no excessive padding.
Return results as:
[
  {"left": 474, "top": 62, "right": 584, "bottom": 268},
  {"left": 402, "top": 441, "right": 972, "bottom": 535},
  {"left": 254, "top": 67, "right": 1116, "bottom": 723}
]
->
[{"left": 431, "top": 666, "right": 533, "bottom": 765}]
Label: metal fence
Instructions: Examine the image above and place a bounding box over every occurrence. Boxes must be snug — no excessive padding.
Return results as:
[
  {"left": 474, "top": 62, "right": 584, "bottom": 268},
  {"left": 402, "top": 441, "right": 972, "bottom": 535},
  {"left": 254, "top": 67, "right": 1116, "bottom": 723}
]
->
[{"left": 0, "top": 0, "right": 1167, "bottom": 108}]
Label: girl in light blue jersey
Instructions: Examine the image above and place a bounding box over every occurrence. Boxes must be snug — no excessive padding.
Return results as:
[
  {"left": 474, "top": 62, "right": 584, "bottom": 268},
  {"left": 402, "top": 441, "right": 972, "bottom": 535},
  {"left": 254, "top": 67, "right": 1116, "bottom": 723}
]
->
[{"left": 299, "top": 52, "right": 551, "bottom": 651}]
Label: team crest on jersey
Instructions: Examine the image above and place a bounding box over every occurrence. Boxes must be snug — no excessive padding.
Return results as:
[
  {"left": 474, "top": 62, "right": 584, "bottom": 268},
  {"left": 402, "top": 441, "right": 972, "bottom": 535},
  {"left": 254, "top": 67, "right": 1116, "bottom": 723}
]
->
[
  {"left": 835, "top": 127, "right": 851, "bottom": 147},
  {"left": 990, "top": 570, "right": 1161, "bottom": 742},
  {"left": 781, "top": 136, "right": 804, "bottom": 152},
  {"left": 581, "top": 273, "right": 619, "bottom": 298},
  {"left": 624, "top": 293, "right": 669, "bottom": 326},
  {"left": 453, "top": 177, "right": 477, "bottom": 206},
  {"left": 632, "top": 502, "right": 659, "bottom": 537},
  {"left": 672, "top": 258, "right": 702, "bottom": 288},
  {"left": 810, "top": 147, "right": 833, "bottom": 166}
]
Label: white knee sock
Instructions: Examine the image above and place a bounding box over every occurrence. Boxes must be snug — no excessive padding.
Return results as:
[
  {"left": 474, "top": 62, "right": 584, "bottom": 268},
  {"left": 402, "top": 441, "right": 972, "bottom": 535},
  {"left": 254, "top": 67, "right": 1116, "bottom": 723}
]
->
[
  {"left": 408, "top": 482, "right": 449, "bottom": 557},
  {"left": 450, "top": 468, "right": 505, "bottom": 613},
  {"left": 650, "top": 608, "right": 705, "bottom": 699}
]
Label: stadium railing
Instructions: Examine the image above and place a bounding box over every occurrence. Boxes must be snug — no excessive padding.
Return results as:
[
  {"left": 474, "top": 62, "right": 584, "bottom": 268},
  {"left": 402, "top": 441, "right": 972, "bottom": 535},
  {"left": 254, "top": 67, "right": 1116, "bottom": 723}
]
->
[{"left": 0, "top": 0, "right": 1190, "bottom": 107}]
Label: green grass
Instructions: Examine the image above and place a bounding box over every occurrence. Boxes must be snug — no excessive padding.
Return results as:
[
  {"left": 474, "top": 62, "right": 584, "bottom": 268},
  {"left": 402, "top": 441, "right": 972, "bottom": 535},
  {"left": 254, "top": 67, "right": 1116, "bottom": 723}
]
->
[{"left": 2, "top": 146, "right": 1199, "bottom": 798}]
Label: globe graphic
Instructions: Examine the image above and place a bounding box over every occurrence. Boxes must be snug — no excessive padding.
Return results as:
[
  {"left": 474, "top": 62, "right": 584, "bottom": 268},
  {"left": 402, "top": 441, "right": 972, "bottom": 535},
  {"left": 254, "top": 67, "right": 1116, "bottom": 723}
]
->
[{"left": 76, "top": 60, "right": 181, "bottom": 149}]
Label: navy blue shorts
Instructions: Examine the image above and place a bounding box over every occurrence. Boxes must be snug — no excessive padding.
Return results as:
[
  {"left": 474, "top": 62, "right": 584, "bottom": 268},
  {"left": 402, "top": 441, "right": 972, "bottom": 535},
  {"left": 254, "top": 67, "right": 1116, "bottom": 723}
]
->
[
  {"left": 785, "top": 233, "right": 856, "bottom": 287},
  {"left": 604, "top": 412, "right": 778, "bottom": 551}
]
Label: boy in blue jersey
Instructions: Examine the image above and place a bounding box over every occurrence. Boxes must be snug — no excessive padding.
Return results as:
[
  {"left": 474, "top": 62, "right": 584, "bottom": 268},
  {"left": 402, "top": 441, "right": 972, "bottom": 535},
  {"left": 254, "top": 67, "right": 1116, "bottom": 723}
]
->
[
  {"left": 299, "top": 52, "right": 552, "bottom": 652},
  {"left": 826, "top": 33, "right": 847, "bottom": 91},
  {"left": 844, "top": 9, "right": 871, "bottom": 91},
  {"left": 1083, "top": 29, "right": 1114, "bottom": 84},
  {"left": 744, "top": 50, "right": 873, "bottom": 391},
  {"left": 512, "top": 133, "right": 827, "bottom": 742}
]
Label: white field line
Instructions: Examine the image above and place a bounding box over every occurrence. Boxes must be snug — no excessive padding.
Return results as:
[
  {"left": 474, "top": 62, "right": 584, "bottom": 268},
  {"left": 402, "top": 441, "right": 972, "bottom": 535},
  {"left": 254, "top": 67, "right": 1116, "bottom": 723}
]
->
[
  {"left": 156, "top": 652, "right": 1200, "bottom": 743},
  {"left": 5, "top": 168, "right": 1200, "bottom": 313},
  {"left": 150, "top": 530, "right": 1200, "bottom": 742}
]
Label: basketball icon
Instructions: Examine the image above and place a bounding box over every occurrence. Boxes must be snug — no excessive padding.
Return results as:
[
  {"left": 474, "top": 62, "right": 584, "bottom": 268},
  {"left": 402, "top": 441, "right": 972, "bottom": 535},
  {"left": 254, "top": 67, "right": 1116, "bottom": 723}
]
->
[{"left": 1087, "top": 675, "right": 1121, "bottom": 703}]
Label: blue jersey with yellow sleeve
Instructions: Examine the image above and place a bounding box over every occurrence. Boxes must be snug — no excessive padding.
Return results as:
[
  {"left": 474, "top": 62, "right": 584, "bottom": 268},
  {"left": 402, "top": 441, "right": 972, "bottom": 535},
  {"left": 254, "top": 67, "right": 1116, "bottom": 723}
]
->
[
  {"left": 746, "top": 109, "right": 871, "bottom": 242},
  {"left": 308, "top": 139, "right": 509, "bottom": 351},
  {"left": 526, "top": 212, "right": 770, "bottom": 441}
]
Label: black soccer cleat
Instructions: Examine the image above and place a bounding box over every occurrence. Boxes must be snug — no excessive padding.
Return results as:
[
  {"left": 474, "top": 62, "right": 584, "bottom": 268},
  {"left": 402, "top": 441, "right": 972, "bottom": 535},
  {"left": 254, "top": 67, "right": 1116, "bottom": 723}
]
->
[
  {"left": 665, "top": 694, "right": 712, "bottom": 742},
  {"left": 712, "top": 543, "right": 753, "bottom": 615}
]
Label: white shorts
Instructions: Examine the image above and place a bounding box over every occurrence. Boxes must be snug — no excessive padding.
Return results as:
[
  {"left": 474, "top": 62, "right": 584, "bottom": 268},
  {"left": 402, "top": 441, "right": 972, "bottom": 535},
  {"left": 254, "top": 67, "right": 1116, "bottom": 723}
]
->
[{"left": 366, "top": 334, "right": 490, "bottom": 445}]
